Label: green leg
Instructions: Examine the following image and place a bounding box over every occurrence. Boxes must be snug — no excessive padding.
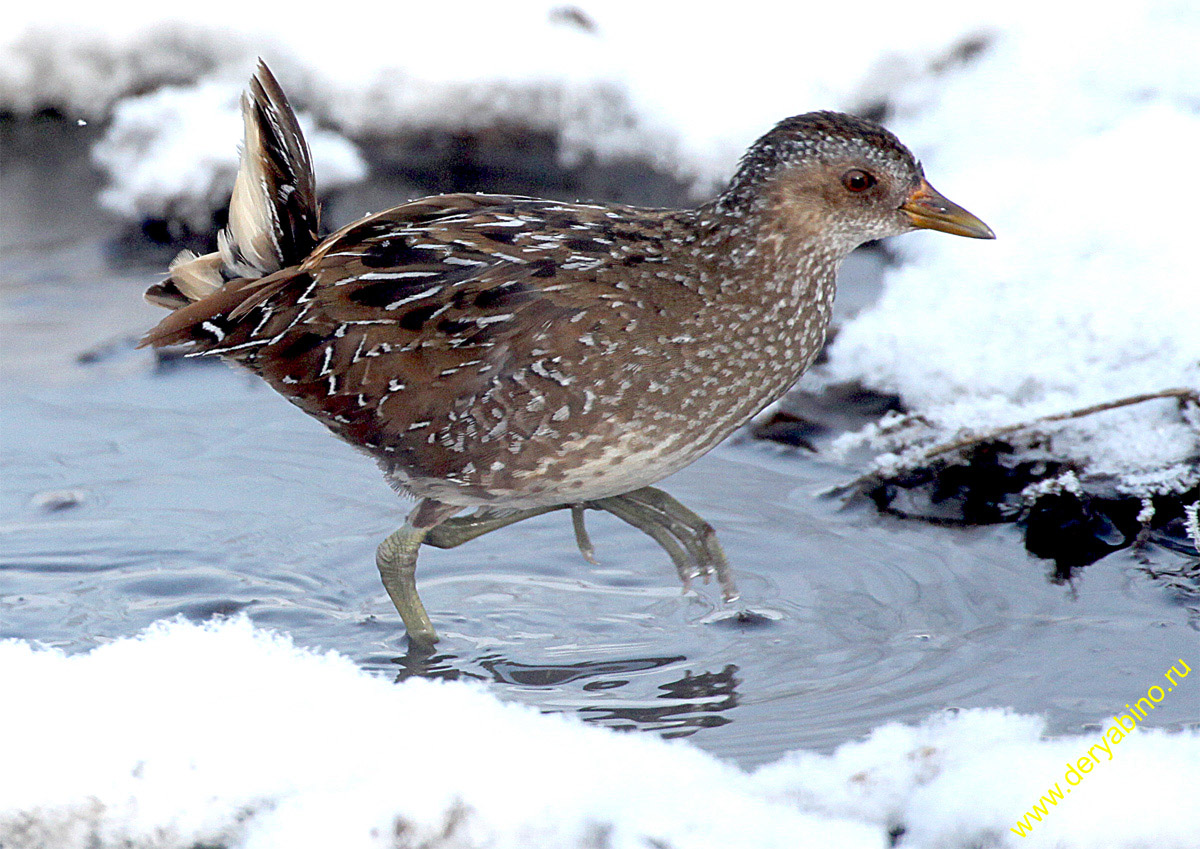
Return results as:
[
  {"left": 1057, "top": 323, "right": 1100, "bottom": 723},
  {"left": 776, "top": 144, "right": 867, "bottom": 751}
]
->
[
  {"left": 571, "top": 505, "right": 598, "bottom": 564},
  {"left": 635, "top": 487, "right": 737, "bottom": 601},
  {"left": 427, "top": 504, "right": 603, "bottom": 566},
  {"left": 376, "top": 499, "right": 461, "bottom": 646},
  {"left": 594, "top": 487, "right": 738, "bottom": 601},
  {"left": 376, "top": 524, "right": 436, "bottom": 645},
  {"left": 424, "top": 505, "right": 566, "bottom": 549},
  {"left": 377, "top": 488, "right": 736, "bottom": 644},
  {"left": 590, "top": 495, "right": 696, "bottom": 585}
]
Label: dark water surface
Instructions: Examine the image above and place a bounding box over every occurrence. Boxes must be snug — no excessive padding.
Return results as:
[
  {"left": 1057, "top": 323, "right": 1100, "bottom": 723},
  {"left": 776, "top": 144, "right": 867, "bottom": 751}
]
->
[{"left": 3, "top": 118, "right": 1197, "bottom": 769}]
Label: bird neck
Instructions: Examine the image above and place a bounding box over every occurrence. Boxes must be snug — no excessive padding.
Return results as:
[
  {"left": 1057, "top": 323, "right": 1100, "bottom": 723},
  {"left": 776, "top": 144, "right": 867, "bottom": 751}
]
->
[{"left": 687, "top": 193, "right": 842, "bottom": 312}]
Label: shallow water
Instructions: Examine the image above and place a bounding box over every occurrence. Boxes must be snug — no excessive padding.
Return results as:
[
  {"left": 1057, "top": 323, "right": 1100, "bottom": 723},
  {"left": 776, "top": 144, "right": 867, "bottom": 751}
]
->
[{"left": 2, "top": 118, "right": 1197, "bottom": 769}]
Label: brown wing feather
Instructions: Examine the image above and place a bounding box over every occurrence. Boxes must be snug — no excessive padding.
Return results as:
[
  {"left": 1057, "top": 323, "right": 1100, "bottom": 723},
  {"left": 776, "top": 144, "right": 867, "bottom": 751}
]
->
[{"left": 141, "top": 192, "right": 698, "bottom": 492}]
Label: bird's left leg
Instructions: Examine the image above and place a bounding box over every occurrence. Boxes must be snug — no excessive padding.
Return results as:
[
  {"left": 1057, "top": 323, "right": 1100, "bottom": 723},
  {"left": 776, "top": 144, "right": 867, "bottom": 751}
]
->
[
  {"left": 376, "top": 498, "right": 461, "bottom": 645},
  {"left": 425, "top": 505, "right": 599, "bottom": 565},
  {"left": 584, "top": 495, "right": 695, "bottom": 583}
]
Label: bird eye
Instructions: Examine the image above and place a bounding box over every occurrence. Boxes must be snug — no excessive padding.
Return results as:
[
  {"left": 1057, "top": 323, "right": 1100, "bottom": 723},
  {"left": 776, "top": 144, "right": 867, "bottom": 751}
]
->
[{"left": 842, "top": 169, "right": 877, "bottom": 193}]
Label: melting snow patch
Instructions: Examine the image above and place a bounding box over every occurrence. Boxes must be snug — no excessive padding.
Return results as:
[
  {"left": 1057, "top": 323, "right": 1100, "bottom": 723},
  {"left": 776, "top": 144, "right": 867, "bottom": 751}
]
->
[{"left": 2, "top": 618, "right": 1198, "bottom": 849}]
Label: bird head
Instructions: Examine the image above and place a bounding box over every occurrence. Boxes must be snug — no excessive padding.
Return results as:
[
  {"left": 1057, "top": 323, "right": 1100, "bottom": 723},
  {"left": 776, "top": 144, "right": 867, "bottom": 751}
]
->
[{"left": 722, "top": 111, "right": 994, "bottom": 255}]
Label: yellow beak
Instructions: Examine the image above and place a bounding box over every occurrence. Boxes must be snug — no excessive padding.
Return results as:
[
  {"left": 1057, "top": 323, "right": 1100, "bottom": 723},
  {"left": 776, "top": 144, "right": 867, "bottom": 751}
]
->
[{"left": 901, "top": 178, "right": 995, "bottom": 239}]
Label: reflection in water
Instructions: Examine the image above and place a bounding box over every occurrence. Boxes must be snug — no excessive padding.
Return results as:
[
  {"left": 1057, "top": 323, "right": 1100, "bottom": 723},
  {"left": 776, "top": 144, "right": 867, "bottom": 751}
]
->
[
  {"left": 479, "top": 654, "right": 685, "bottom": 687},
  {"left": 392, "top": 648, "right": 740, "bottom": 739},
  {"left": 578, "top": 664, "right": 740, "bottom": 738},
  {"left": 387, "top": 643, "right": 478, "bottom": 683}
]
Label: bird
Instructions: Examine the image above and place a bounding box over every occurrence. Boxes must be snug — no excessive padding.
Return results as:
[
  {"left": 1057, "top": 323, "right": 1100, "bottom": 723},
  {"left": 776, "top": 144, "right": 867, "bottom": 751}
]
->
[{"left": 141, "top": 62, "right": 993, "bottom": 645}]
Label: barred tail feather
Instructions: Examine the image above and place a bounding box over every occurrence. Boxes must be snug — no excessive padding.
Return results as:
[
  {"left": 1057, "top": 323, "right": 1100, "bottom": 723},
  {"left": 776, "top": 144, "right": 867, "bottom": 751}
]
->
[
  {"left": 140, "top": 60, "right": 319, "bottom": 348},
  {"left": 220, "top": 60, "right": 319, "bottom": 278}
]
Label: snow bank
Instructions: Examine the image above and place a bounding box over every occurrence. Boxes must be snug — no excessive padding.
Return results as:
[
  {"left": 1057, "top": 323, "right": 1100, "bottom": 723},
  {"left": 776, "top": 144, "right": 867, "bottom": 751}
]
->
[
  {"left": 2, "top": 617, "right": 1197, "bottom": 849},
  {"left": 0, "top": 617, "right": 877, "bottom": 849},
  {"left": 2, "top": 1, "right": 992, "bottom": 221},
  {"left": 825, "top": 2, "right": 1200, "bottom": 493},
  {"left": 92, "top": 80, "right": 366, "bottom": 232}
]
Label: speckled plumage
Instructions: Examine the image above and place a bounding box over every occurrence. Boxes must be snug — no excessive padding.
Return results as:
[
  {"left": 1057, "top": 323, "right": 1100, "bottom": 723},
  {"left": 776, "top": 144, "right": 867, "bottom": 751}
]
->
[
  {"left": 145, "top": 114, "right": 927, "bottom": 504},
  {"left": 143, "top": 63, "right": 992, "bottom": 640},
  {"left": 151, "top": 189, "right": 847, "bottom": 508}
]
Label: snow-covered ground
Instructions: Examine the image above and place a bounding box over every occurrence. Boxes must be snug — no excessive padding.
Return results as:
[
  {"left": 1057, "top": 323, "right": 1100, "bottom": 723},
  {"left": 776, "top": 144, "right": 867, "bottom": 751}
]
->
[
  {"left": 91, "top": 80, "right": 366, "bottom": 232},
  {"left": 3, "top": 617, "right": 1196, "bottom": 849},
  {"left": 0, "top": 2, "right": 991, "bottom": 196}
]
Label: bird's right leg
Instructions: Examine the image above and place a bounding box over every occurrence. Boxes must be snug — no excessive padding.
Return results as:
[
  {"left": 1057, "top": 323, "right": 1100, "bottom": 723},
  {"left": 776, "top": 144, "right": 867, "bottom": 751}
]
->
[
  {"left": 585, "top": 496, "right": 696, "bottom": 583},
  {"left": 624, "top": 488, "right": 736, "bottom": 599},
  {"left": 376, "top": 498, "right": 461, "bottom": 646},
  {"left": 591, "top": 487, "right": 738, "bottom": 601}
]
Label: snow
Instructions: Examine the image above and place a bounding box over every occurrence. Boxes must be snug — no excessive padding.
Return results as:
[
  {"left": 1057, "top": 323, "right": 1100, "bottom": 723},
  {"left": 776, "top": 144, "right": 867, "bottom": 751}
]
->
[
  {"left": 756, "top": 706, "right": 1200, "bottom": 849},
  {"left": 824, "top": 3, "right": 1200, "bottom": 493},
  {"left": 0, "top": 617, "right": 876, "bottom": 849},
  {"left": 2, "top": 617, "right": 1197, "bottom": 849}
]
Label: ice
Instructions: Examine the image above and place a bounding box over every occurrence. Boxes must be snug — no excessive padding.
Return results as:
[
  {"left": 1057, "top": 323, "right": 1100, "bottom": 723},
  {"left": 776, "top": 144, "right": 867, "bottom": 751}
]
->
[{"left": 2, "top": 618, "right": 1196, "bottom": 848}]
